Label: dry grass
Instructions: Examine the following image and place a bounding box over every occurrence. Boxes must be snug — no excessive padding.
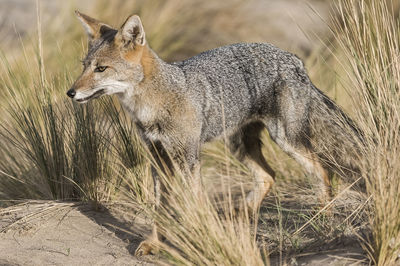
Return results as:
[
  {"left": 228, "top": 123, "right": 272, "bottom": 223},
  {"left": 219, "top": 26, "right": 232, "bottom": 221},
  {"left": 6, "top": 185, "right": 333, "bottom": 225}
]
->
[
  {"left": 333, "top": 0, "right": 400, "bottom": 264},
  {"left": 143, "top": 164, "right": 265, "bottom": 265}
]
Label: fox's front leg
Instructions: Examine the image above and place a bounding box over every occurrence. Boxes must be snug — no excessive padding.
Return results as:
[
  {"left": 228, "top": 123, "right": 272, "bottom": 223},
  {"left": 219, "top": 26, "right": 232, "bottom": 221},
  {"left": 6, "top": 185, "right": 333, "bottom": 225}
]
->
[
  {"left": 134, "top": 140, "right": 200, "bottom": 256},
  {"left": 135, "top": 141, "right": 172, "bottom": 256},
  {"left": 172, "top": 141, "right": 202, "bottom": 197},
  {"left": 134, "top": 167, "right": 164, "bottom": 256}
]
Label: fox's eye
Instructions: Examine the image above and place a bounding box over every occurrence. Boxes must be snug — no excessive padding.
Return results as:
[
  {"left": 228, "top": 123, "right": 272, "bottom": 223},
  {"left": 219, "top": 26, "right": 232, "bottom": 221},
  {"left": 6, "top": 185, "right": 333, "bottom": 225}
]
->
[{"left": 94, "top": 66, "right": 108, "bottom": 72}]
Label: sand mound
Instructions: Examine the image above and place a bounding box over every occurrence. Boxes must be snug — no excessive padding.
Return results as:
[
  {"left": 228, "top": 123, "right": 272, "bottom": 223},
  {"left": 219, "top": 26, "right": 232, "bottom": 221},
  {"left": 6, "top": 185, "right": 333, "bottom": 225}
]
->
[{"left": 0, "top": 201, "right": 154, "bottom": 265}]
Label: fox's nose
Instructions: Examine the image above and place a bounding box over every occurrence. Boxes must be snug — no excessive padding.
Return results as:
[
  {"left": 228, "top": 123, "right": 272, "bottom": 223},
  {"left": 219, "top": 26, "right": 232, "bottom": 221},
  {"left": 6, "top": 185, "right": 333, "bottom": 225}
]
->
[{"left": 67, "top": 89, "right": 76, "bottom": 98}]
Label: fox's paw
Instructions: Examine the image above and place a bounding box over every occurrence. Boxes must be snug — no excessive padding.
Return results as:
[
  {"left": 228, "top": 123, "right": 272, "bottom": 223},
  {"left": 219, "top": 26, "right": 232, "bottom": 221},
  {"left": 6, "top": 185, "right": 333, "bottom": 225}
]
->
[
  {"left": 135, "top": 239, "right": 159, "bottom": 257},
  {"left": 246, "top": 191, "right": 260, "bottom": 213}
]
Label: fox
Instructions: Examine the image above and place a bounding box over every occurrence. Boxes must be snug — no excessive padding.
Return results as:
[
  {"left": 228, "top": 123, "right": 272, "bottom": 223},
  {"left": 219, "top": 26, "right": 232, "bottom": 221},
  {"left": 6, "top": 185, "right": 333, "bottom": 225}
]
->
[{"left": 68, "top": 11, "right": 361, "bottom": 256}]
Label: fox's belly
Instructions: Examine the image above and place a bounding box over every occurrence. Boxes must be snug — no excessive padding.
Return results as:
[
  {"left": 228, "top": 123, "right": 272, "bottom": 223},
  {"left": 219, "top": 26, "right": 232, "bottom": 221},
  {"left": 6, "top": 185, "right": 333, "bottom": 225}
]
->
[{"left": 199, "top": 105, "right": 253, "bottom": 143}]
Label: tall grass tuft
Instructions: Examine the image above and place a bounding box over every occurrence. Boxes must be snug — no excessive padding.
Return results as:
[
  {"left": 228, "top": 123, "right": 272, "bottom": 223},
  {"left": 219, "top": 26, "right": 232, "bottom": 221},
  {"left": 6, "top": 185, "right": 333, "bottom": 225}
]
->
[
  {"left": 0, "top": 46, "right": 118, "bottom": 204},
  {"left": 121, "top": 149, "right": 266, "bottom": 265},
  {"left": 69, "top": 101, "right": 114, "bottom": 203},
  {"left": 1, "top": 83, "right": 72, "bottom": 199},
  {"left": 102, "top": 99, "right": 150, "bottom": 203},
  {"left": 159, "top": 181, "right": 264, "bottom": 265},
  {"left": 333, "top": 0, "right": 400, "bottom": 264}
]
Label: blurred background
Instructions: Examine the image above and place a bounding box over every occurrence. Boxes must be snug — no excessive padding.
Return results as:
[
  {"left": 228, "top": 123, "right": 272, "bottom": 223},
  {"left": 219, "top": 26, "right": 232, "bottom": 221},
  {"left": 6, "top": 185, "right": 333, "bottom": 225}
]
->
[{"left": 0, "top": 0, "right": 332, "bottom": 56}]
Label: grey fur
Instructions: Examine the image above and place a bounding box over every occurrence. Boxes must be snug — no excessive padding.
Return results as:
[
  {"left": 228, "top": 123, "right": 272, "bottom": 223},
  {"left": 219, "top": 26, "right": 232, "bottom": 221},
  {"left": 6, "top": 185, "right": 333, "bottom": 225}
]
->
[{"left": 129, "top": 42, "right": 360, "bottom": 176}]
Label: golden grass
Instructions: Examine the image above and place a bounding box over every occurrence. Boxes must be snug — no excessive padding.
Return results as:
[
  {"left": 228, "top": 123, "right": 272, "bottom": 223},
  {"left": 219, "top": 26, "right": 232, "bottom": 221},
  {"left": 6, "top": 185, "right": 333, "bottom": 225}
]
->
[
  {"left": 116, "top": 136, "right": 267, "bottom": 264},
  {"left": 333, "top": 0, "right": 400, "bottom": 264}
]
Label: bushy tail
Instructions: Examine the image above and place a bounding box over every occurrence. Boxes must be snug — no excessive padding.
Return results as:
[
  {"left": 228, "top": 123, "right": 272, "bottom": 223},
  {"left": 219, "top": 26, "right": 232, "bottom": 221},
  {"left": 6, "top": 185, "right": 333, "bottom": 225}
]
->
[{"left": 308, "top": 86, "right": 364, "bottom": 183}]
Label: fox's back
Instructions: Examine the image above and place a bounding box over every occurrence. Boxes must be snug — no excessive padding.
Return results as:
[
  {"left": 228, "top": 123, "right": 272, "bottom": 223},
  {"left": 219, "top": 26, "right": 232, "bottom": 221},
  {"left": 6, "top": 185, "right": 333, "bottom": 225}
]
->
[{"left": 175, "top": 43, "right": 305, "bottom": 142}]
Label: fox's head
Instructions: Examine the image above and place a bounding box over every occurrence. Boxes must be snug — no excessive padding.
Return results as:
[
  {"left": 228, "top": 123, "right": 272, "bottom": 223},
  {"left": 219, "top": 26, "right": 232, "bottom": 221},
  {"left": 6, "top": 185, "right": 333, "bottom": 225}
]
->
[{"left": 67, "top": 11, "right": 148, "bottom": 103}]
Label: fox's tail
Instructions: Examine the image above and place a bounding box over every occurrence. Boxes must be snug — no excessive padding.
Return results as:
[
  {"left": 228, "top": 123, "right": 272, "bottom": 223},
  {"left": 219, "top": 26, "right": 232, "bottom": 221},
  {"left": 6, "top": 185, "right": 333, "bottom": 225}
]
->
[{"left": 308, "top": 86, "right": 364, "bottom": 184}]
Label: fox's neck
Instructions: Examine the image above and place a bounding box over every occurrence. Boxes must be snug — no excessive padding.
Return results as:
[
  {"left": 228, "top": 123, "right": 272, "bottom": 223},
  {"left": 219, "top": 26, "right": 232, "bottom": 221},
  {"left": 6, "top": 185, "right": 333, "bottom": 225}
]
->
[
  {"left": 138, "top": 45, "right": 163, "bottom": 82},
  {"left": 118, "top": 45, "right": 184, "bottom": 124}
]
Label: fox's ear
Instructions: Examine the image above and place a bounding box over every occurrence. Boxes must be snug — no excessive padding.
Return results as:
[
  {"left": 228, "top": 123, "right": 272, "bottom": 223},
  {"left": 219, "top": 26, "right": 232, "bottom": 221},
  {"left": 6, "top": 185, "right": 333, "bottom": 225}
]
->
[
  {"left": 75, "top": 10, "right": 115, "bottom": 42},
  {"left": 118, "top": 15, "right": 146, "bottom": 47}
]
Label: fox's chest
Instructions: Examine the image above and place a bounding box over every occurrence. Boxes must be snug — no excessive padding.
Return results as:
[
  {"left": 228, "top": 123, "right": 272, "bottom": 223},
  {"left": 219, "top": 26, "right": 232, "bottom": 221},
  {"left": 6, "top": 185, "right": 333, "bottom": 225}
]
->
[
  {"left": 119, "top": 98, "right": 170, "bottom": 142},
  {"left": 119, "top": 93, "right": 154, "bottom": 122}
]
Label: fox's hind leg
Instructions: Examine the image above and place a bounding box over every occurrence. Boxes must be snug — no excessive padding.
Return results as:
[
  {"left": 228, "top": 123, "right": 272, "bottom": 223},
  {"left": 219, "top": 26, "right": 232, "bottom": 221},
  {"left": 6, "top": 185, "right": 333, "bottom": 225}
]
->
[
  {"left": 229, "top": 121, "right": 275, "bottom": 212},
  {"left": 265, "top": 119, "right": 333, "bottom": 206},
  {"left": 294, "top": 151, "right": 333, "bottom": 206},
  {"left": 285, "top": 148, "right": 333, "bottom": 206}
]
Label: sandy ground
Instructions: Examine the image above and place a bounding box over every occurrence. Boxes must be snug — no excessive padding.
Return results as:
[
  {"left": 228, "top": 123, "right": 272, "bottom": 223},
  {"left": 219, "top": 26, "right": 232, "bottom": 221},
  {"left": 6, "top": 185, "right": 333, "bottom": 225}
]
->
[
  {"left": 0, "top": 201, "right": 155, "bottom": 266},
  {"left": 0, "top": 200, "right": 367, "bottom": 266}
]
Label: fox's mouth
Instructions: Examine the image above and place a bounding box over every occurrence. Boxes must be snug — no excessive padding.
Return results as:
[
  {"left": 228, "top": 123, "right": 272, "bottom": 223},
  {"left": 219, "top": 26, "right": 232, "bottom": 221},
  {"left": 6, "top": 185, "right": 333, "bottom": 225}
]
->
[{"left": 76, "top": 89, "right": 105, "bottom": 103}]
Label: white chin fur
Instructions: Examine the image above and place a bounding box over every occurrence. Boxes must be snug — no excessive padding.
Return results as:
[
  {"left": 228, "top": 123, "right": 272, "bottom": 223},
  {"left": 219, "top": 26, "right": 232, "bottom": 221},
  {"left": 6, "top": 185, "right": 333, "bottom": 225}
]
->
[
  {"left": 74, "top": 89, "right": 103, "bottom": 103},
  {"left": 73, "top": 82, "right": 130, "bottom": 102},
  {"left": 74, "top": 91, "right": 92, "bottom": 101},
  {"left": 105, "top": 81, "right": 131, "bottom": 95}
]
